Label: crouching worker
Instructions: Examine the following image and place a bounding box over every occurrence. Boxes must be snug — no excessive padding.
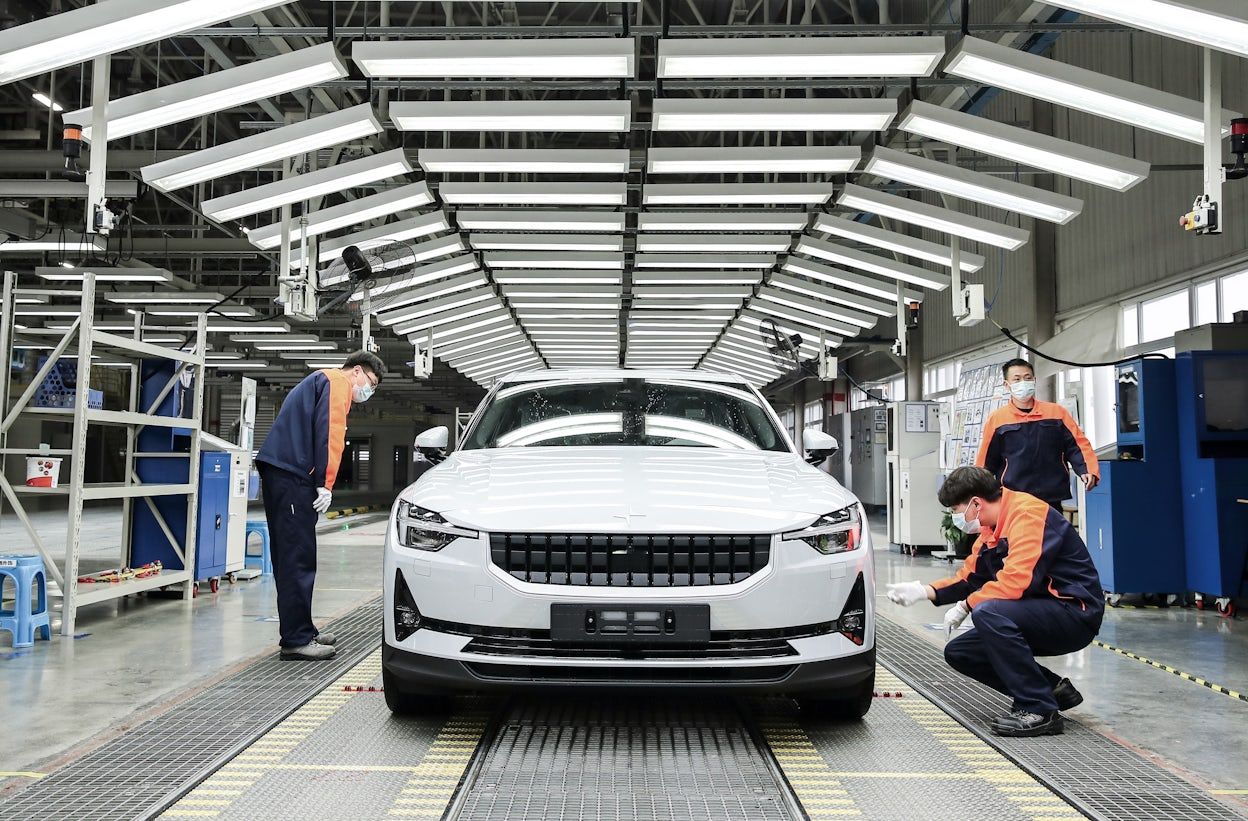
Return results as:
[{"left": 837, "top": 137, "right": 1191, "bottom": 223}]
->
[{"left": 886, "top": 466, "right": 1103, "bottom": 737}]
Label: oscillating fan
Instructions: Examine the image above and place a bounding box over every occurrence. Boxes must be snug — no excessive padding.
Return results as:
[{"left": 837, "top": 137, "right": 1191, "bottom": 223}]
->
[{"left": 317, "top": 240, "right": 422, "bottom": 316}]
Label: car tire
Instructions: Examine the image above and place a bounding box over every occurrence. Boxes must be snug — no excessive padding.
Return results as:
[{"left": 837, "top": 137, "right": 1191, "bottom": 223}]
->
[
  {"left": 382, "top": 666, "right": 453, "bottom": 716},
  {"left": 794, "top": 672, "right": 875, "bottom": 720}
]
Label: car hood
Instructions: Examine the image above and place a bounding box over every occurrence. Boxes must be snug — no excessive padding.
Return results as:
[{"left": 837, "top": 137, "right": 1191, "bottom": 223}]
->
[{"left": 403, "top": 446, "right": 856, "bottom": 533}]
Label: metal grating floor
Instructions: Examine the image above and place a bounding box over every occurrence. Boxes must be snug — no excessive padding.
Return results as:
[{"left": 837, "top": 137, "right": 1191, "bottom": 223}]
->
[
  {"left": 0, "top": 598, "right": 385, "bottom": 821},
  {"left": 455, "top": 696, "right": 798, "bottom": 821},
  {"left": 876, "top": 617, "right": 1248, "bottom": 821}
]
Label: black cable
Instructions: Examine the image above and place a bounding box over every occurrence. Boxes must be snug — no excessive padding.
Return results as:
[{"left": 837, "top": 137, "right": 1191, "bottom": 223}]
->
[
  {"left": 992, "top": 319, "right": 1169, "bottom": 368},
  {"left": 843, "top": 369, "right": 891, "bottom": 404}
]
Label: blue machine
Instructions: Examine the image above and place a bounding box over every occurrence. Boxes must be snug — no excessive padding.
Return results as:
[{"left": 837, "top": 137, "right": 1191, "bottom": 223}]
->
[
  {"left": 1174, "top": 350, "right": 1248, "bottom": 614},
  {"left": 1084, "top": 359, "right": 1186, "bottom": 601},
  {"left": 129, "top": 360, "right": 229, "bottom": 584}
]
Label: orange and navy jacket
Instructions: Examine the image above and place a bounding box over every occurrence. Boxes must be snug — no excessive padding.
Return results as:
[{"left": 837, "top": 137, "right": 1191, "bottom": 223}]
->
[
  {"left": 976, "top": 400, "right": 1098, "bottom": 503},
  {"left": 930, "top": 489, "right": 1103, "bottom": 612},
  {"left": 256, "top": 369, "right": 352, "bottom": 490}
]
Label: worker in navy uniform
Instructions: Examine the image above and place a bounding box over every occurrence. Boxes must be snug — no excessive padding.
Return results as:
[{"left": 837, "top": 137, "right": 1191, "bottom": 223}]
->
[
  {"left": 887, "top": 467, "right": 1103, "bottom": 737},
  {"left": 977, "top": 358, "right": 1099, "bottom": 511},
  {"left": 255, "top": 351, "right": 386, "bottom": 660}
]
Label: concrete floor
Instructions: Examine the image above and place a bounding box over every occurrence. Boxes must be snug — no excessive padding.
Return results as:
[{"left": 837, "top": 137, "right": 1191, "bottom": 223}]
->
[{"left": 1, "top": 507, "right": 1245, "bottom": 804}]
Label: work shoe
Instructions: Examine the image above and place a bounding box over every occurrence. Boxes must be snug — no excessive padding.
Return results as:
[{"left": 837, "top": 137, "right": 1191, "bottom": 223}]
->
[
  {"left": 314, "top": 632, "right": 337, "bottom": 646},
  {"left": 280, "top": 642, "right": 337, "bottom": 661},
  {"left": 991, "top": 710, "right": 1063, "bottom": 737},
  {"left": 1053, "top": 678, "right": 1083, "bottom": 711}
]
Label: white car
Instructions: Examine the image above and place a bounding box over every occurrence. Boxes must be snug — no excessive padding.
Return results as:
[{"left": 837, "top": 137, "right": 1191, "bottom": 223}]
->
[{"left": 382, "top": 370, "right": 875, "bottom": 717}]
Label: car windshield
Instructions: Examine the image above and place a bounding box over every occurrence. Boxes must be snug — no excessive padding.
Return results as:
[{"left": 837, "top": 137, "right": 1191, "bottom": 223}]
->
[{"left": 460, "top": 378, "right": 789, "bottom": 452}]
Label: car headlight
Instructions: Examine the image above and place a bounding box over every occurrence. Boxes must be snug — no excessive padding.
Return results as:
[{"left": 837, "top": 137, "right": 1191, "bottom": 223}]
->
[
  {"left": 395, "top": 500, "right": 478, "bottom": 551},
  {"left": 781, "top": 505, "right": 862, "bottom": 555}
]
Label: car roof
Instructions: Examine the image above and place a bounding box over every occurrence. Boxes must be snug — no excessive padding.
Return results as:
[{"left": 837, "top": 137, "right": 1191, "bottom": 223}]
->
[{"left": 499, "top": 368, "right": 754, "bottom": 386}]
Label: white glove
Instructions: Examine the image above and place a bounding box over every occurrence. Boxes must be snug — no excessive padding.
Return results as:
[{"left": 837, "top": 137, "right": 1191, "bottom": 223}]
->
[
  {"left": 886, "top": 580, "right": 929, "bottom": 607},
  {"left": 312, "top": 487, "right": 332, "bottom": 514},
  {"left": 943, "top": 601, "right": 972, "bottom": 640}
]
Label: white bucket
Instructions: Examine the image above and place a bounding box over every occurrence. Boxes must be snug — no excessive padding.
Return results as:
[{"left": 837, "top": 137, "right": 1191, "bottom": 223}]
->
[{"left": 26, "top": 456, "right": 63, "bottom": 488}]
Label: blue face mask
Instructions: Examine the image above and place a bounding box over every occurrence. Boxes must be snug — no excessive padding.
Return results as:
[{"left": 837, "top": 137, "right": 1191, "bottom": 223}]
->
[
  {"left": 952, "top": 501, "right": 981, "bottom": 535},
  {"left": 353, "top": 382, "right": 375, "bottom": 403}
]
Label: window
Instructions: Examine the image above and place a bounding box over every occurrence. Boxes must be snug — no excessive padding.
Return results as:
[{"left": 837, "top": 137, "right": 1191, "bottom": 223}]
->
[
  {"left": 803, "top": 398, "right": 824, "bottom": 431},
  {"left": 1121, "top": 304, "right": 1139, "bottom": 348},
  {"left": 1222, "top": 270, "right": 1248, "bottom": 322},
  {"left": 1139, "top": 290, "right": 1190, "bottom": 344},
  {"left": 779, "top": 407, "right": 796, "bottom": 437},
  {"left": 1196, "top": 280, "right": 1218, "bottom": 325}
]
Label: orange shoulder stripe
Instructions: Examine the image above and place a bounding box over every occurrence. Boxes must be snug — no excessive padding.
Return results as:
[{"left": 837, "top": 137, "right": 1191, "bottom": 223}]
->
[{"left": 322, "top": 369, "right": 351, "bottom": 490}]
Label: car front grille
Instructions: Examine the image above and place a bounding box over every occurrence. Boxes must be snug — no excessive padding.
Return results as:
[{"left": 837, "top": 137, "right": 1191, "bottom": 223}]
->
[{"left": 489, "top": 533, "right": 771, "bottom": 587}]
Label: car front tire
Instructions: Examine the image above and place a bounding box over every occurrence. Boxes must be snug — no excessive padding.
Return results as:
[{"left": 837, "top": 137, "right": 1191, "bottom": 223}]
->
[{"left": 794, "top": 670, "right": 875, "bottom": 720}]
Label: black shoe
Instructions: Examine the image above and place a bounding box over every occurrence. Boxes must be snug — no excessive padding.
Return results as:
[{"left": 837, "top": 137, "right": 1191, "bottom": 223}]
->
[
  {"left": 1053, "top": 678, "right": 1083, "bottom": 711},
  {"left": 991, "top": 710, "right": 1064, "bottom": 737}
]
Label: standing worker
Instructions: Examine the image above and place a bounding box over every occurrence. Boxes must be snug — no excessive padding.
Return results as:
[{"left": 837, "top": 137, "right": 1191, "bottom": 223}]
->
[
  {"left": 887, "top": 467, "right": 1103, "bottom": 737},
  {"left": 977, "top": 358, "right": 1098, "bottom": 511},
  {"left": 256, "top": 352, "right": 386, "bottom": 660}
]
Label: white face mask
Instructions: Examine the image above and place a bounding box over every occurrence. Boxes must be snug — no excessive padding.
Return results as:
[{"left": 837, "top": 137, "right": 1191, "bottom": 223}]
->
[
  {"left": 952, "top": 501, "right": 982, "bottom": 535},
  {"left": 352, "top": 383, "right": 375, "bottom": 403},
  {"left": 1009, "top": 380, "right": 1037, "bottom": 402}
]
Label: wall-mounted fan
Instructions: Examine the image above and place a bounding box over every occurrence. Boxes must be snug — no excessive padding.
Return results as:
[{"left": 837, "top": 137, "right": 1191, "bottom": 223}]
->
[{"left": 758, "top": 317, "right": 838, "bottom": 381}]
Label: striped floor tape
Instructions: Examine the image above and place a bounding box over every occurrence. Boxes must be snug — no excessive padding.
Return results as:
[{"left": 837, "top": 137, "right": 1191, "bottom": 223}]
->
[
  {"left": 325, "top": 505, "right": 383, "bottom": 520},
  {"left": 1092, "top": 640, "right": 1247, "bottom": 703}
]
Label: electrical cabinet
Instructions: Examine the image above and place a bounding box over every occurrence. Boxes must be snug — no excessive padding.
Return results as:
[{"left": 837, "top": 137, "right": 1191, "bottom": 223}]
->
[
  {"left": 886, "top": 401, "right": 945, "bottom": 553},
  {"left": 849, "top": 407, "right": 888, "bottom": 507}
]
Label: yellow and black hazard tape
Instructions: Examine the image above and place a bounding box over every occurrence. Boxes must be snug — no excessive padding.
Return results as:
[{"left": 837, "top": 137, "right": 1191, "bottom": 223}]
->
[
  {"left": 326, "top": 504, "right": 382, "bottom": 520},
  {"left": 1092, "top": 640, "right": 1247, "bottom": 703}
]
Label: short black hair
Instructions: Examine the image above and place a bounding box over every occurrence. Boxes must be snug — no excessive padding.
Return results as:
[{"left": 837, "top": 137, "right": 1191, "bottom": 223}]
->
[
  {"left": 938, "top": 466, "right": 1003, "bottom": 508},
  {"left": 342, "top": 350, "right": 387, "bottom": 383},
  {"left": 1001, "top": 358, "right": 1033, "bottom": 381}
]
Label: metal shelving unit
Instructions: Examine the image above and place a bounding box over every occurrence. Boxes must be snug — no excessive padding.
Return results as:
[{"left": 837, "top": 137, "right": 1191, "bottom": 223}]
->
[{"left": 0, "top": 270, "right": 207, "bottom": 635}]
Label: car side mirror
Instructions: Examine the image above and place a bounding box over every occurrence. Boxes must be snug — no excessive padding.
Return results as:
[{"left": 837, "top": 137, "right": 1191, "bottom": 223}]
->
[
  {"left": 803, "top": 430, "right": 839, "bottom": 465},
  {"left": 415, "top": 425, "right": 449, "bottom": 451}
]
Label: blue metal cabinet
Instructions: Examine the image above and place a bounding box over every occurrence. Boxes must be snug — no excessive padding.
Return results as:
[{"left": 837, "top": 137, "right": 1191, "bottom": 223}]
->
[{"left": 131, "top": 452, "right": 231, "bottom": 582}]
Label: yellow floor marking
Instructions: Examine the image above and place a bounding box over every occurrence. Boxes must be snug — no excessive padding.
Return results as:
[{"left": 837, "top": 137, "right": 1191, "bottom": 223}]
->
[
  {"left": 161, "top": 811, "right": 220, "bottom": 818},
  {"left": 757, "top": 711, "right": 866, "bottom": 820},
  {"left": 0, "top": 771, "right": 44, "bottom": 779},
  {"left": 1213, "top": 789, "right": 1248, "bottom": 795}
]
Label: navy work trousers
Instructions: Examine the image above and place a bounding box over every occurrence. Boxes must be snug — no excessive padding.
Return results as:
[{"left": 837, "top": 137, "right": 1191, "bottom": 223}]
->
[
  {"left": 944, "top": 597, "right": 1102, "bottom": 714},
  {"left": 258, "top": 463, "right": 320, "bottom": 648}
]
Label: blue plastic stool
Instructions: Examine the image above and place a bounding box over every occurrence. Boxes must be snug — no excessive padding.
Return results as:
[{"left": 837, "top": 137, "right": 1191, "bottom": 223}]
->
[
  {"left": 0, "top": 554, "right": 52, "bottom": 648},
  {"left": 244, "top": 521, "right": 272, "bottom": 576}
]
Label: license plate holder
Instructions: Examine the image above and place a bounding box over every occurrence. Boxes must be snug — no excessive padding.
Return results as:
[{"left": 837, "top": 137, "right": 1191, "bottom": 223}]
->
[{"left": 550, "top": 603, "right": 710, "bottom": 644}]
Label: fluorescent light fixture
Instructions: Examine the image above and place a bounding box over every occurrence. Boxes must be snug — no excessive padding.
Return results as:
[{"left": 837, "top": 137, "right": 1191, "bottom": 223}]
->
[
  {"left": 634, "top": 254, "right": 777, "bottom": 269},
  {"left": 657, "top": 36, "right": 945, "bottom": 78},
  {"left": 248, "top": 182, "right": 437, "bottom": 250},
  {"left": 206, "top": 361, "right": 270, "bottom": 370},
  {"left": 32, "top": 92, "right": 63, "bottom": 112},
  {"left": 106, "top": 290, "right": 225, "bottom": 304},
  {"left": 492, "top": 270, "right": 622, "bottom": 285},
  {"left": 947, "top": 36, "right": 1237, "bottom": 144},
  {"left": 783, "top": 256, "right": 924, "bottom": 303},
  {"left": 2, "top": 235, "right": 104, "bottom": 254},
  {"left": 646, "top": 146, "right": 860, "bottom": 174},
  {"left": 438, "top": 335, "right": 526, "bottom": 360},
  {"left": 1050, "top": 0, "right": 1248, "bottom": 59},
  {"left": 36, "top": 265, "right": 170, "bottom": 282},
  {"left": 629, "top": 298, "right": 742, "bottom": 310},
  {"left": 204, "top": 148, "right": 412, "bottom": 222},
  {"left": 638, "top": 212, "right": 808, "bottom": 232},
  {"left": 747, "top": 301, "right": 858, "bottom": 337},
  {"left": 514, "top": 311, "right": 618, "bottom": 321},
  {"left": 503, "top": 284, "right": 621, "bottom": 298},
  {"left": 439, "top": 182, "right": 625, "bottom": 206},
  {"left": 505, "top": 297, "right": 621, "bottom": 309},
  {"left": 486, "top": 251, "right": 624, "bottom": 270},
  {"left": 145, "top": 306, "right": 254, "bottom": 318},
  {"left": 0, "top": 0, "right": 288, "bottom": 85},
  {"left": 352, "top": 256, "right": 480, "bottom": 299},
  {"left": 248, "top": 341, "right": 337, "bottom": 351},
  {"left": 757, "top": 288, "right": 876, "bottom": 328},
  {"left": 67, "top": 43, "right": 348, "bottom": 142},
  {"left": 653, "top": 98, "right": 896, "bottom": 132},
  {"left": 637, "top": 235, "right": 790, "bottom": 253},
  {"left": 419, "top": 148, "right": 629, "bottom": 175},
  {"left": 367, "top": 273, "right": 489, "bottom": 313},
  {"left": 394, "top": 300, "right": 508, "bottom": 335},
  {"left": 899, "top": 100, "right": 1149, "bottom": 191},
  {"left": 643, "top": 183, "right": 834, "bottom": 206},
  {"left": 864, "top": 145, "right": 1083, "bottom": 225},
  {"left": 0, "top": 180, "right": 138, "bottom": 199},
  {"left": 292, "top": 212, "right": 453, "bottom": 269},
  {"left": 390, "top": 100, "right": 630, "bottom": 132},
  {"left": 769, "top": 272, "right": 895, "bottom": 316},
  {"left": 470, "top": 235, "right": 623, "bottom": 252},
  {"left": 795, "top": 235, "right": 951, "bottom": 290},
  {"left": 632, "top": 270, "right": 761, "bottom": 286},
  {"left": 812, "top": 214, "right": 985, "bottom": 272},
  {"left": 632, "top": 285, "right": 751, "bottom": 299},
  {"left": 355, "top": 38, "right": 635, "bottom": 78},
  {"left": 377, "top": 290, "right": 497, "bottom": 327},
  {"left": 456, "top": 210, "right": 625, "bottom": 232},
  {"left": 838, "top": 183, "right": 1030, "bottom": 251},
  {"left": 205, "top": 321, "right": 290, "bottom": 333},
  {"left": 142, "top": 104, "right": 382, "bottom": 192}
]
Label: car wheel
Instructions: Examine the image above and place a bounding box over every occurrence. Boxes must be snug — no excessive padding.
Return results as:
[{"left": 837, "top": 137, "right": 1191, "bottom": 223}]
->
[
  {"left": 795, "top": 672, "right": 875, "bottom": 720},
  {"left": 382, "top": 666, "right": 453, "bottom": 716}
]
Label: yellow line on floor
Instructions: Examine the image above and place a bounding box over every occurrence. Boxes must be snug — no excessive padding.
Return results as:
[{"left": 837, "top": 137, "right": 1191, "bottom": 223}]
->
[
  {"left": 1091, "top": 640, "right": 1247, "bottom": 703},
  {"left": 756, "top": 708, "right": 863, "bottom": 819},
  {"left": 1213, "top": 789, "right": 1248, "bottom": 795},
  {"left": 383, "top": 702, "right": 490, "bottom": 819},
  {"left": 0, "top": 771, "right": 44, "bottom": 779}
]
